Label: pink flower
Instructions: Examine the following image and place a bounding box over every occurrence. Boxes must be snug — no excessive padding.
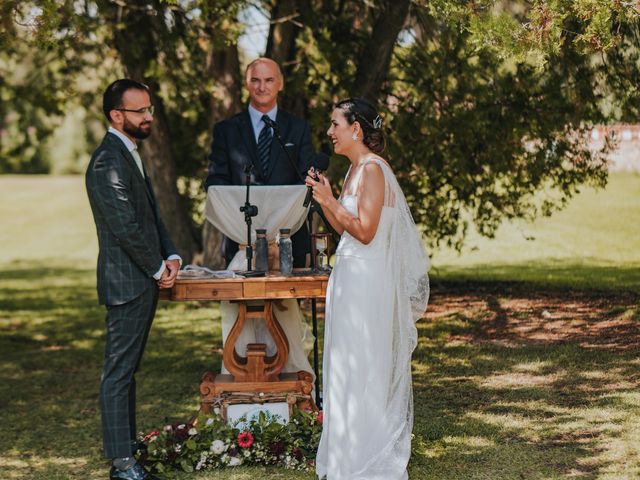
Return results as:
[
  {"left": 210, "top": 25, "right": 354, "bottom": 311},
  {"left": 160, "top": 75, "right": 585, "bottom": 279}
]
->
[
  {"left": 317, "top": 411, "right": 323, "bottom": 424},
  {"left": 237, "top": 431, "right": 254, "bottom": 448}
]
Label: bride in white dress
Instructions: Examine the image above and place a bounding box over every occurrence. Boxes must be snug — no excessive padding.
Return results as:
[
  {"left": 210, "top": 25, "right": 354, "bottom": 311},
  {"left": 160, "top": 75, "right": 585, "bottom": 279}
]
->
[{"left": 306, "top": 98, "right": 430, "bottom": 480}]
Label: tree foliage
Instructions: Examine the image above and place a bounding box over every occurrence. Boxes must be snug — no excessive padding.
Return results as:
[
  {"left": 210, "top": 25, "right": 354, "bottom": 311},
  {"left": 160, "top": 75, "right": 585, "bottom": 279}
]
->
[{"left": 1, "top": 0, "right": 638, "bottom": 258}]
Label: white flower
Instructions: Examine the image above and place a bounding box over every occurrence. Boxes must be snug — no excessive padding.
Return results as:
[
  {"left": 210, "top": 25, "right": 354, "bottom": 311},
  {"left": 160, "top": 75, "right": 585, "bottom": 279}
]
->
[
  {"left": 205, "top": 418, "right": 214, "bottom": 426},
  {"left": 164, "top": 425, "right": 172, "bottom": 432},
  {"left": 210, "top": 439, "right": 225, "bottom": 455},
  {"left": 228, "top": 456, "right": 242, "bottom": 467},
  {"left": 213, "top": 407, "right": 221, "bottom": 415},
  {"left": 188, "top": 427, "right": 198, "bottom": 436}
]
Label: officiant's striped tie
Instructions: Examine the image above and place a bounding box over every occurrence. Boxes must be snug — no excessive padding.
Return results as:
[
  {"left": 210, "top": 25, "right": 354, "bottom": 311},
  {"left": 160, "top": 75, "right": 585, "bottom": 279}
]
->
[{"left": 257, "top": 115, "right": 272, "bottom": 178}]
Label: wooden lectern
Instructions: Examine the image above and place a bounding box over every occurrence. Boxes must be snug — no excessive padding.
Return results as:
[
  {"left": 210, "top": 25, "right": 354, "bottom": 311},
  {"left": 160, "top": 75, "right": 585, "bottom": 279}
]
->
[{"left": 160, "top": 272, "right": 327, "bottom": 414}]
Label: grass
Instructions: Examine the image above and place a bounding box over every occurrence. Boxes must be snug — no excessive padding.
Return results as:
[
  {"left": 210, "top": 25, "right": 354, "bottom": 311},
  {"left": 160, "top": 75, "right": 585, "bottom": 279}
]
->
[
  {"left": 0, "top": 174, "right": 639, "bottom": 479},
  {"left": 432, "top": 173, "right": 640, "bottom": 291}
]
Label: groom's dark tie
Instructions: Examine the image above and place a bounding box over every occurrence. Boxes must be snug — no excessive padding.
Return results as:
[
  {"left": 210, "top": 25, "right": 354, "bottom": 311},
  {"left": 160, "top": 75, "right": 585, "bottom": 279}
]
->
[{"left": 257, "top": 115, "right": 272, "bottom": 178}]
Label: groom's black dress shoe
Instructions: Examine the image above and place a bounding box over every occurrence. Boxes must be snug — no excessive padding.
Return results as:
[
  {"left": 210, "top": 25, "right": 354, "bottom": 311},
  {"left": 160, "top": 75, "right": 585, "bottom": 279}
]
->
[{"left": 109, "top": 463, "right": 162, "bottom": 480}]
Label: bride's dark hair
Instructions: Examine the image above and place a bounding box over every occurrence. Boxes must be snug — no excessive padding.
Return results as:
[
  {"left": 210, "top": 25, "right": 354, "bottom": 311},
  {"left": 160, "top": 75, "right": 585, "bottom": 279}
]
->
[{"left": 335, "top": 98, "right": 385, "bottom": 154}]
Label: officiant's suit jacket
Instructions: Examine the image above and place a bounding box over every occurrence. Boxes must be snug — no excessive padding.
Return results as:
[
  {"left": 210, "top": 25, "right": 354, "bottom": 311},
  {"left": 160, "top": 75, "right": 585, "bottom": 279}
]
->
[
  {"left": 204, "top": 108, "right": 314, "bottom": 266},
  {"left": 86, "top": 132, "right": 178, "bottom": 306}
]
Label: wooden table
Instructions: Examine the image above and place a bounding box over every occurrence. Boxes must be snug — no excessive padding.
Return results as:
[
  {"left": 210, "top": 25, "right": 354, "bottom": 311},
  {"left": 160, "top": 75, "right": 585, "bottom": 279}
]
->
[{"left": 160, "top": 271, "right": 328, "bottom": 412}]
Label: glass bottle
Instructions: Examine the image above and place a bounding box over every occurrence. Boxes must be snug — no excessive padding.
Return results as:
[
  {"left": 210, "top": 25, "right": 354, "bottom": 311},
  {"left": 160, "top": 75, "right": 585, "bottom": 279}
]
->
[
  {"left": 255, "top": 229, "right": 268, "bottom": 272},
  {"left": 278, "top": 228, "right": 293, "bottom": 275}
]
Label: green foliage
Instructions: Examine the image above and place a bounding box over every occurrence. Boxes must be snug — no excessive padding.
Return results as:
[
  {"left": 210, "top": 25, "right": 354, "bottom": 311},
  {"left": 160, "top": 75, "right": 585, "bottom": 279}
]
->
[
  {"left": 140, "top": 408, "right": 322, "bottom": 473},
  {"left": 279, "top": 2, "right": 618, "bottom": 248},
  {"left": 2, "top": 0, "right": 639, "bottom": 249},
  {"left": 388, "top": 9, "right": 612, "bottom": 248}
]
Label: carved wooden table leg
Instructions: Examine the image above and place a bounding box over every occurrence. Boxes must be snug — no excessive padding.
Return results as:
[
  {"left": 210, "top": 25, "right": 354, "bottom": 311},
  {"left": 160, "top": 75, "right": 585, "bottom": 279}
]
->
[{"left": 221, "top": 300, "right": 291, "bottom": 382}]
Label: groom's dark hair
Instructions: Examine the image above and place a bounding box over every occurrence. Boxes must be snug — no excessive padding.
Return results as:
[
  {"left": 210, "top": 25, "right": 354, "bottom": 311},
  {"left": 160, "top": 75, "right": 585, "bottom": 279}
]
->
[
  {"left": 102, "top": 79, "right": 150, "bottom": 122},
  {"left": 336, "top": 97, "right": 386, "bottom": 154}
]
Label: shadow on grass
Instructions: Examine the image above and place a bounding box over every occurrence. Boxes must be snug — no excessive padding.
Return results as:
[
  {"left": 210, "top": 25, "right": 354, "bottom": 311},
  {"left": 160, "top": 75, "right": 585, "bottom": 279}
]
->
[
  {"left": 431, "top": 259, "right": 640, "bottom": 295},
  {"left": 2, "top": 261, "right": 639, "bottom": 479},
  {"left": 409, "top": 309, "right": 640, "bottom": 479},
  {"left": 0, "top": 262, "right": 226, "bottom": 479}
]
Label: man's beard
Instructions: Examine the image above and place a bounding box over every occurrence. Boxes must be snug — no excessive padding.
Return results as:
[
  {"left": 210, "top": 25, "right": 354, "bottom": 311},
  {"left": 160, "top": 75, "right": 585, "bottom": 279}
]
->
[{"left": 123, "top": 117, "right": 152, "bottom": 140}]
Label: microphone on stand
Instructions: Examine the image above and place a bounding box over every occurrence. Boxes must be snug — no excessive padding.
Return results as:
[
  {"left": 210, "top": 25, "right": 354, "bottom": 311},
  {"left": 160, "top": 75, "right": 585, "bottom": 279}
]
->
[
  {"left": 262, "top": 116, "right": 280, "bottom": 135},
  {"left": 304, "top": 153, "right": 330, "bottom": 207},
  {"left": 263, "top": 115, "right": 307, "bottom": 185}
]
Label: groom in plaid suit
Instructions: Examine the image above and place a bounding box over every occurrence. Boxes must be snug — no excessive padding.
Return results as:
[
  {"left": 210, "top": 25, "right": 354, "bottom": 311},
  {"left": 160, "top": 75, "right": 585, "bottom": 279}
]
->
[{"left": 86, "top": 79, "right": 180, "bottom": 480}]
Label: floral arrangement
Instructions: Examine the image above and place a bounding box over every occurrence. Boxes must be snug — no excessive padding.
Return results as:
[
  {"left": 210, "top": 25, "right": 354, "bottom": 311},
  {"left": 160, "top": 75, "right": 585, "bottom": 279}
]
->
[{"left": 137, "top": 408, "right": 323, "bottom": 473}]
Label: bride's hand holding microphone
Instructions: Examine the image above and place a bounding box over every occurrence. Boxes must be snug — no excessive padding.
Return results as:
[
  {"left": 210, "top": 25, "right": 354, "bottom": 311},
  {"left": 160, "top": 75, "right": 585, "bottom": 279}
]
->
[{"left": 305, "top": 167, "right": 334, "bottom": 208}]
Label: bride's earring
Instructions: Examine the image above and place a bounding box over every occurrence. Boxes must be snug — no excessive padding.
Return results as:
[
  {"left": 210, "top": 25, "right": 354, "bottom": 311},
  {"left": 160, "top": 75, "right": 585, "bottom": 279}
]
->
[{"left": 352, "top": 131, "right": 358, "bottom": 141}]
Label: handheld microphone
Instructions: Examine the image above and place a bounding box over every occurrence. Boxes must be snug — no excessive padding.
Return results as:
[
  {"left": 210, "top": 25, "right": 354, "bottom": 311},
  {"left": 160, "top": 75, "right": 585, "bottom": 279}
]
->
[{"left": 304, "top": 153, "right": 330, "bottom": 207}]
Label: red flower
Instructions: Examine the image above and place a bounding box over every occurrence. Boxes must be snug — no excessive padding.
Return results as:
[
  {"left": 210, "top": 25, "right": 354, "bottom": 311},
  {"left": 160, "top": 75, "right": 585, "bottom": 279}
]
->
[
  {"left": 237, "top": 431, "right": 254, "bottom": 448},
  {"left": 142, "top": 430, "right": 161, "bottom": 442},
  {"left": 316, "top": 411, "right": 323, "bottom": 424}
]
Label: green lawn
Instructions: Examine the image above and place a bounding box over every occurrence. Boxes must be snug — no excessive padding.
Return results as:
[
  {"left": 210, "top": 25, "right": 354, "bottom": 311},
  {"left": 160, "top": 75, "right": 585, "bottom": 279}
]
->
[
  {"left": 0, "top": 174, "right": 638, "bottom": 479},
  {"left": 432, "top": 173, "right": 640, "bottom": 291}
]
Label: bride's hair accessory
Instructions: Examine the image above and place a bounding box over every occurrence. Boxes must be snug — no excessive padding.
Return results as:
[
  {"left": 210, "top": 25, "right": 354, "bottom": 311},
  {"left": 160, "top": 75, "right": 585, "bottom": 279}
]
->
[{"left": 335, "top": 97, "right": 386, "bottom": 154}]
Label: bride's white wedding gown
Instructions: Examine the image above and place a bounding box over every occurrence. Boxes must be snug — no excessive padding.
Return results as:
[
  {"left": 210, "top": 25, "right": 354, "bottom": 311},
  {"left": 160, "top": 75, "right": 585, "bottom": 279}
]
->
[{"left": 316, "top": 158, "right": 429, "bottom": 480}]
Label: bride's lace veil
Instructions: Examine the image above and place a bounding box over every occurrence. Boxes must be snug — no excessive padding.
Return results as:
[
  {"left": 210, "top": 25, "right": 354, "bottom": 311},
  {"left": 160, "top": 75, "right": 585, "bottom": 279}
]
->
[{"left": 359, "top": 156, "right": 430, "bottom": 475}]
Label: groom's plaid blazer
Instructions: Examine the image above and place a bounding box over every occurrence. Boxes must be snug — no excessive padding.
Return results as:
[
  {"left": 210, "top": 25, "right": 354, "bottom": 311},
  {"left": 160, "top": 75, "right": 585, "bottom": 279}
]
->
[{"left": 86, "top": 132, "right": 177, "bottom": 306}]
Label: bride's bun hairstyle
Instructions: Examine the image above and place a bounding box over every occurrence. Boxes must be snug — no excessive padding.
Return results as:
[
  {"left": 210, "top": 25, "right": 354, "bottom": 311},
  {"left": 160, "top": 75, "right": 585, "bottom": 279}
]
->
[{"left": 336, "top": 98, "right": 385, "bottom": 154}]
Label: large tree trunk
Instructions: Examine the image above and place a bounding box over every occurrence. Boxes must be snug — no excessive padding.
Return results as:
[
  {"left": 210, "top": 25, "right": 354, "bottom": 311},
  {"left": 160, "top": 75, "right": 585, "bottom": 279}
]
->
[
  {"left": 108, "top": 1, "right": 200, "bottom": 263},
  {"left": 265, "top": 0, "right": 311, "bottom": 117},
  {"left": 354, "top": 0, "right": 410, "bottom": 101},
  {"left": 201, "top": 43, "right": 243, "bottom": 269},
  {"left": 266, "top": 0, "right": 305, "bottom": 70}
]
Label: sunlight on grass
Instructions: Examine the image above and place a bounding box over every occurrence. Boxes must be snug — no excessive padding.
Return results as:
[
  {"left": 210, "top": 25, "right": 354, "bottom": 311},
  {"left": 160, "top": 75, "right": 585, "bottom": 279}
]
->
[
  {"left": 480, "top": 371, "right": 564, "bottom": 388},
  {"left": 431, "top": 173, "right": 640, "bottom": 290},
  {"left": 1, "top": 175, "right": 639, "bottom": 478}
]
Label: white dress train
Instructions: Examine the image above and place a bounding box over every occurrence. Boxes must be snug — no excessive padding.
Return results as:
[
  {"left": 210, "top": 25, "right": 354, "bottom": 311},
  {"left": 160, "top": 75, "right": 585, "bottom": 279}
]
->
[{"left": 316, "top": 158, "right": 429, "bottom": 480}]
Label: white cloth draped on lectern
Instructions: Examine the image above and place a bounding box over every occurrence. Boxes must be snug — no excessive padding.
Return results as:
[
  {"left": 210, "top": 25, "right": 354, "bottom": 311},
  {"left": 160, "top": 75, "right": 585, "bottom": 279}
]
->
[
  {"left": 206, "top": 185, "right": 315, "bottom": 380},
  {"left": 205, "top": 185, "right": 309, "bottom": 246}
]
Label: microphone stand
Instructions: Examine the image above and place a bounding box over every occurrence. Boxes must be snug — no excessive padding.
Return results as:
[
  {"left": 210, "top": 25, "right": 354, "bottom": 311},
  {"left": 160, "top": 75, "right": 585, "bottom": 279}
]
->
[
  {"left": 239, "top": 164, "right": 263, "bottom": 277},
  {"left": 267, "top": 118, "right": 329, "bottom": 405},
  {"left": 306, "top": 201, "right": 321, "bottom": 407},
  {"left": 264, "top": 118, "right": 306, "bottom": 184}
]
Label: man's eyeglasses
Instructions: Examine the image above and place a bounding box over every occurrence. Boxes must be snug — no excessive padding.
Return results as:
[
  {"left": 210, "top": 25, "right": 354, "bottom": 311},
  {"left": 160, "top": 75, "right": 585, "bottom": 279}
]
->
[{"left": 116, "top": 106, "right": 155, "bottom": 115}]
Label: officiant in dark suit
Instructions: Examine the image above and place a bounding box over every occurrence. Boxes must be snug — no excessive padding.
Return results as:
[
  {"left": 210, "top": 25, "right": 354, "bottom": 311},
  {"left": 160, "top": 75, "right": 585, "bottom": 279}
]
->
[
  {"left": 204, "top": 57, "right": 314, "bottom": 266},
  {"left": 86, "top": 79, "right": 180, "bottom": 480},
  {"left": 204, "top": 57, "right": 316, "bottom": 381}
]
